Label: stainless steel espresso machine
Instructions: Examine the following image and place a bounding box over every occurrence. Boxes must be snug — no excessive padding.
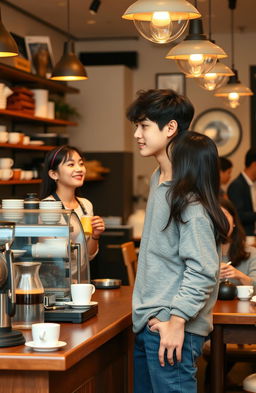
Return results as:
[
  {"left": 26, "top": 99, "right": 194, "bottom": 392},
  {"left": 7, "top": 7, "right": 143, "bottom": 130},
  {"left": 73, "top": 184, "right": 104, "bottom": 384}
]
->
[{"left": 0, "top": 221, "right": 25, "bottom": 347}]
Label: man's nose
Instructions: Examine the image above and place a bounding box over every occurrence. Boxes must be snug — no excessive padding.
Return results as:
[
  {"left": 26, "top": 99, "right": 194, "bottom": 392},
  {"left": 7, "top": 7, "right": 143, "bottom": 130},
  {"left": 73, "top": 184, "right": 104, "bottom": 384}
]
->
[{"left": 134, "top": 126, "right": 141, "bottom": 138}]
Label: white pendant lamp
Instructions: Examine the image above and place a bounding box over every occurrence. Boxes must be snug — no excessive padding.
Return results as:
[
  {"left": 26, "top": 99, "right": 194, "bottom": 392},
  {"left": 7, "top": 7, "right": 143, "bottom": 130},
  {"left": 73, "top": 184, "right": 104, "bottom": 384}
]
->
[
  {"left": 122, "top": 0, "right": 201, "bottom": 44},
  {"left": 196, "top": 61, "right": 234, "bottom": 91},
  {"left": 165, "top": 18, "right": 227, "bottom": 77},
  {"left": 214, "top": 0, "right": 252, "bottom": 108}
]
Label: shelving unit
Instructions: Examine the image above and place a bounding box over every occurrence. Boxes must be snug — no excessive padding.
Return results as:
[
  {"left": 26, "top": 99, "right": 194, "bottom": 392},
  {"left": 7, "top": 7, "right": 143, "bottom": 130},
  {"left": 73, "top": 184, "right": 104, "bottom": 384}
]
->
[
  {"left": 0, "top": 109, "right": 77, "bottom": 126},
  {"left": 0, "top": 143, "right": 56, "bottom": 151},
  {"left": 0, "top": 179, "right": 42, "bottom": 185}
]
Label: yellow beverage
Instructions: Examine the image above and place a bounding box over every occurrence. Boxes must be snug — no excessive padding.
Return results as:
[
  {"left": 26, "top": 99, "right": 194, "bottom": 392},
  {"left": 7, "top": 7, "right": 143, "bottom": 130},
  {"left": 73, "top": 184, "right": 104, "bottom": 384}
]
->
[{"left": 81, "top": 216, "right": 92, "bottom": 235}]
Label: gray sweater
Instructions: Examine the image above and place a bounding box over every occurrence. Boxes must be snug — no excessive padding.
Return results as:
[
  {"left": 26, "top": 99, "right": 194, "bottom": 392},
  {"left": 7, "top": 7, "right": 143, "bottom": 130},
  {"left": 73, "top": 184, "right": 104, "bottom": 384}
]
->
[
  {"left": 132, "top": 169, "right": 221, "bottom": 336},
  {"left": 223, "top": 245, "right": 256, "bottom": 287}
]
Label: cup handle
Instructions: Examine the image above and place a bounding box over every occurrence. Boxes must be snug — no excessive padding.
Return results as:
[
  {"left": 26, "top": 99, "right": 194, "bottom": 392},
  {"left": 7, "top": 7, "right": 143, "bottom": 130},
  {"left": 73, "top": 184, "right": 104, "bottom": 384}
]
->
[
  {"left": 249, "top": 288, "right": 253, "bottom": 295},
  {"left": 91, "top": 284, "right": 95, "bottom": 294},
  {"left": 39, "top": 330, "right": 46, "bottom": 341}
]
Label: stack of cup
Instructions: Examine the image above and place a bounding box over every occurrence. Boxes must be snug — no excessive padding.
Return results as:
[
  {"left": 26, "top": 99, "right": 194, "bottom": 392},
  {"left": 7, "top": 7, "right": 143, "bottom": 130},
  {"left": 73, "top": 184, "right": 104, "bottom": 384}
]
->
[
  {"left": 2, "top": 199, "right": 24, "bottom": 222},
  {"left": 39, "top": 200, "right": 62, "bottom": 224},
  {"left": 0, "top": 158, "right": 14, "bottom": 180},
  {"left": 0, "top": 125, "right": 8, "bottom": 143}
]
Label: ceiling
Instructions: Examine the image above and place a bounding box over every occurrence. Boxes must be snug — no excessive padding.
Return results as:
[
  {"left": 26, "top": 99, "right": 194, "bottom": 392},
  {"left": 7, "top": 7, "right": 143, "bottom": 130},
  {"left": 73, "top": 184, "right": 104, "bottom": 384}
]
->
[{"left": 3, "top": 0, "right": 256, "bottom": 40}]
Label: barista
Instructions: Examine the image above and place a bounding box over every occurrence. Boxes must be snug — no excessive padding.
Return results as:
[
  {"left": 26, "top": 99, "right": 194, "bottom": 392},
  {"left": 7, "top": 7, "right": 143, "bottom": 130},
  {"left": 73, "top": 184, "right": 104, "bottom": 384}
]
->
[{"left": 40, "top": 145, "right": 105, "bottom": 260}]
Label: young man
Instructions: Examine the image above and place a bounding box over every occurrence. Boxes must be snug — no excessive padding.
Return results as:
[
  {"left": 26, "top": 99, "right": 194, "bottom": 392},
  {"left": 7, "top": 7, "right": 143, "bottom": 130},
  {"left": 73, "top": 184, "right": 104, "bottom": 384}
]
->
[
  {"left": 127, "top": 89, "right": 226, "bottom": 393},
  {"left": 219, "top": 156, "right": 233, "bottom": 198}
]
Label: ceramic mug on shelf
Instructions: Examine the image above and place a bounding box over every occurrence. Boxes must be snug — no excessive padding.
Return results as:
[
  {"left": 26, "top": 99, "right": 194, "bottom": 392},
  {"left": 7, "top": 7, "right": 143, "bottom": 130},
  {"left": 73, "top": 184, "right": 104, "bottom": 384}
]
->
[
  {"left": 12, "top": 168, "right": 22, "bottom": 180},
  {"left": 0, "top": 131, "right": 8, "bottom": 143},
  {"left": 8, "top": 132, "right": 21, "bottom": 144},
  {"left": 0, "top": 168, "right": 13, "bottom": 180},
  {"left": 0, "top": 157, "right": 14, "bottom": 169}
]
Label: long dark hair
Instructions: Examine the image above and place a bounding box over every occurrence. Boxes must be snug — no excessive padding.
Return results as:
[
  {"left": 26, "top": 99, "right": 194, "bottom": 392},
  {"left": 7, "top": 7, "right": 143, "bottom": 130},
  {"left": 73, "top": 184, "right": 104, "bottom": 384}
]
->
[
  {"left": 220, "top": 198, "right": 249, "bottom": 266},
  {"left": 40, "top": 145, "right": 84, "bottom": 199},
  {"left": 166, "top": 131, "right": 229, "bottom": 244}
]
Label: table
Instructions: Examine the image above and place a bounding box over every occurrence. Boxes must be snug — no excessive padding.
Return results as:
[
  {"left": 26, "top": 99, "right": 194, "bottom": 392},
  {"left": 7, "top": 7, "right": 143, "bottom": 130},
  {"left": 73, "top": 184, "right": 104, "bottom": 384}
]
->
[
  {"left": 0, "top": 286, "right": 133, "bottom": 393},
  {"left": 211, "top": 299, "right": 256, "bottom": 393}
]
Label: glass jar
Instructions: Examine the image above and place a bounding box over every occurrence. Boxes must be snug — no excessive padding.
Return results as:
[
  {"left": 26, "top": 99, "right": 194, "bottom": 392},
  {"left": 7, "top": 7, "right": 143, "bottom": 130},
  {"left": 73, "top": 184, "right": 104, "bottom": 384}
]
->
[{"left": 12, "top": 262, "right": 44, "bottom": 329}]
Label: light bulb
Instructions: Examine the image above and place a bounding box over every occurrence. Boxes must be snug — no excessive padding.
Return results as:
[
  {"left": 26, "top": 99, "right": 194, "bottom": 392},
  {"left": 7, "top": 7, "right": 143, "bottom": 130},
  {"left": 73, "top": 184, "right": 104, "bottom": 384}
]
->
[
  {"left": 228, "top": 92, "right": 240, "bottom": 108},
  {"left": 176, "top": 55, "right": 216, "bottom": 77},
  {"left": 150, "top": 12, "right": 173, "bottom": 44},
  {"left": 198, "top": 73, "right": 228, "bottom": 91}
]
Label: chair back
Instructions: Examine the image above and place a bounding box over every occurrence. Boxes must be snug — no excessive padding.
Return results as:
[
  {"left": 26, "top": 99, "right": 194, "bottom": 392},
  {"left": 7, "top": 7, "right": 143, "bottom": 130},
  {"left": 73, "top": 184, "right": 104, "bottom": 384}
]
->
[{"left": 121, "top": 241, "right": 138, "bottom": 286}]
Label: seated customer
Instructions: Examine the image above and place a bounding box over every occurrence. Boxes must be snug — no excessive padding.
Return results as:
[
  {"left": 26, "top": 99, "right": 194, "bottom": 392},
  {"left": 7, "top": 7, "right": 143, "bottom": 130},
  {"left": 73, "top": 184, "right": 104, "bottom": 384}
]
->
[
  {"left": 220, "top": 198, "right": 256, "bottom": 286},
  {"left": 219, "top": 156, "right": 233, "bottom": 199},
  {"left": 228, "top": 148, "right": 256, "bottom": 235}
]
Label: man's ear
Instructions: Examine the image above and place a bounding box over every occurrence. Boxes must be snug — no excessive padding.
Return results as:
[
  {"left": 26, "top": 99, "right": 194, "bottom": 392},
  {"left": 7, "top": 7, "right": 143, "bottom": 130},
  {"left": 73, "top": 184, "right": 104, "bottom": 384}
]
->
[
  {"left": 48, "top": 169, "right": 58, "bottom": 181},
  {"left": 167, "top": 120, "right": 178, "bottom": 137}
]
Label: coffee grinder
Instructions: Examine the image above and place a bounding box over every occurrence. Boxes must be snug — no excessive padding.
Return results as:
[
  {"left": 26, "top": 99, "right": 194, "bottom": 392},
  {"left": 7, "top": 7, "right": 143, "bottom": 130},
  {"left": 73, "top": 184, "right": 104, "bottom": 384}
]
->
[{"left": 0, "top": 221, "right": 25, "bottom": 347}]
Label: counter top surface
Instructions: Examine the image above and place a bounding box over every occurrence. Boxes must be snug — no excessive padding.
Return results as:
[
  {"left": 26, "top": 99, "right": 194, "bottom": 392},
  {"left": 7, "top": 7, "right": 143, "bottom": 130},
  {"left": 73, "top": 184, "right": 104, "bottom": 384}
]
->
[{"left": 0, "top": 286, "right": 133, "bottom": 371}]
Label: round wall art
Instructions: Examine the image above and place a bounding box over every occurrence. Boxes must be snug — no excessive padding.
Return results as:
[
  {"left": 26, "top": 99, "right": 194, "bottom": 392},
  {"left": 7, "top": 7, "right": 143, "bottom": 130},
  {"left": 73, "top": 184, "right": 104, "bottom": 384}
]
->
[{"left": 192, "top": 108, "right": 242, "bottom": 157}]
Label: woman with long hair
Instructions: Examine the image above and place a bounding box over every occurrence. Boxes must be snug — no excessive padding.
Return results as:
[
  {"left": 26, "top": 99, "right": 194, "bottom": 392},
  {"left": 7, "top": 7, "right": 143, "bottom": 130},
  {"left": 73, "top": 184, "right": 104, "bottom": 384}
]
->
[
  {"left": 220, "top": 198, "right": 256, "bottom": 286},
  {"left": 41, "top": 145, "right": 105, "bottom": 261}
]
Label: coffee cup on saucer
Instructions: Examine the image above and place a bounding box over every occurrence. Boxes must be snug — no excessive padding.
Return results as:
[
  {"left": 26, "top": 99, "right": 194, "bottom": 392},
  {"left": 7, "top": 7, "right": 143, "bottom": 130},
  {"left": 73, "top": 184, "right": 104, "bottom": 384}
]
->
[
  {"left": 32, "top": 323, "right": 60, "bottom": 346},
  {"left": 71, "top": 283, "right": 95, "bottom": 305}
]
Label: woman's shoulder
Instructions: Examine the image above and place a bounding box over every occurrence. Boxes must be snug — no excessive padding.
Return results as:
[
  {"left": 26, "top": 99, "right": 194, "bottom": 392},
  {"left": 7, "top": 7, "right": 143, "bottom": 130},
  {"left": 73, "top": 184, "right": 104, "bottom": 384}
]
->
[
  {"left": 77, "top": 197, "right": 93, "bottom": 210},
  {"left": 182, "top": 200, "right": 208, "bottom": 220}
]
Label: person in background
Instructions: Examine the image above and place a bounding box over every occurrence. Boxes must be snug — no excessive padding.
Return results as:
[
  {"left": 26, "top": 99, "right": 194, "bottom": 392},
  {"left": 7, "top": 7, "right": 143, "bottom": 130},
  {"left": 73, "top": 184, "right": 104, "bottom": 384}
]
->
[
  {"left": 228, "top": 148, "right": 256, "bottom": 235},
  {"left": 40, "top": 145, "right": 105, "bottom": 261},
  {"left": 219, "top": 156, "right": 233, "bottom": 199},
  {"left": 220, "top": 198, "right": 256, "bottom": 287},
  {"left": 127, "top": 89, "right": 228, "bottom": 393}
]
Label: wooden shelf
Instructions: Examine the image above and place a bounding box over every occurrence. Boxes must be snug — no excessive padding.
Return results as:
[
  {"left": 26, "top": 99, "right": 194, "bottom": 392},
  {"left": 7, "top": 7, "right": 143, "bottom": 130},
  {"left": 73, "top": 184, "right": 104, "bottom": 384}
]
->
[
  {"left": 0, "top": 143, "right": 56, "bottom": 151},
  {"left": 0, "top": 109, "right": 77, "bottom": 126},
  {"left": 0, "top": 63, "right": 79, "bottom": 94},
  {"left": 0, "top": 179, "right": 42, "bottom": 185}
]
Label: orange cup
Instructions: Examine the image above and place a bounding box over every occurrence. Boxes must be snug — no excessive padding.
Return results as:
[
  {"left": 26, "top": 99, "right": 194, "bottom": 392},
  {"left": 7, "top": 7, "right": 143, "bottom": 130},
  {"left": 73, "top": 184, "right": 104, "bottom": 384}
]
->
[
  {"left": 12, "top": 168, "right": 22, "bottom": 180},
  {"left": 80, "top": 216, "right": 93, "bottom": 235}
]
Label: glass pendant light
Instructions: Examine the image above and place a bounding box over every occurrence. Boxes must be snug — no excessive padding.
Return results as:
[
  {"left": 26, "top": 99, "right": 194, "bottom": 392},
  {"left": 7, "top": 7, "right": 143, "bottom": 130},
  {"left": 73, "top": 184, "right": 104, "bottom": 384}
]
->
[
  {"left": 122, "top": 0, "right": 201, "bottom": 44},
  {"left": 214, "top": 0, "right": 252, "bottom": 108},
  {"left": 195, "top": 0, "right": 233, "bottom": 90},
  {"left": 51, "top": 0, "right": 87, "bottom": 81},
  {"left": 0, "top": 7, "right": 18, "bottom": 57},
  {"left": 165, "top": 17, "right": 227, "bottom": 77}
]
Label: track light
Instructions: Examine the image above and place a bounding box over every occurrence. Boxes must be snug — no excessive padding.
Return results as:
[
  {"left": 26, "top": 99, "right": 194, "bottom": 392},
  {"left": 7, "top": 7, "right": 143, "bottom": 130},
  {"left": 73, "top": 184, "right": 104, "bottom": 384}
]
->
[{"left": 89, "top": 0, "right": 101, "bottom": 15}]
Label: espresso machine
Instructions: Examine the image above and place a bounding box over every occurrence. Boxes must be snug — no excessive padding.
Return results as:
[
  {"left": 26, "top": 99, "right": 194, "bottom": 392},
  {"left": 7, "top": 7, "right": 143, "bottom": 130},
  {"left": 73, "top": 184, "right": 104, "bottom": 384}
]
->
[{"left": 0, "top": 221, "right": 25, "bottom": 347}]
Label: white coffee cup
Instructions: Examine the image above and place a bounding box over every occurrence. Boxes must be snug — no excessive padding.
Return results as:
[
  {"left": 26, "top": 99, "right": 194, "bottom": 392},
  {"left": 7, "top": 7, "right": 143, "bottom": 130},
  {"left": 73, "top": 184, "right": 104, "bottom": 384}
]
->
[
  {"left": 8, "top": 132, "right": 21, "bottom": 144},
  {"left": 0, "top": 131, "right": 8, "bottom": 143},
  {"left": 71, "top": 283, "right": 95, "bottom": 304},
  {"left": 23, "top": 136, "right": 30, "bottom": 145},
  {"left": 0, "top": 168, "right": 13, "bottom": 180},
  {"left": 32, "top": 323, "right": 60, "bottom": 346},
  {"left": 236, "top": 285, "right": 254, "bottom": 300},
  {"left": 23, "top": 170, "right": 33, "bottom": 180},
  {"left": 0, "top": 158, "right": 14, "bottom": 169}
]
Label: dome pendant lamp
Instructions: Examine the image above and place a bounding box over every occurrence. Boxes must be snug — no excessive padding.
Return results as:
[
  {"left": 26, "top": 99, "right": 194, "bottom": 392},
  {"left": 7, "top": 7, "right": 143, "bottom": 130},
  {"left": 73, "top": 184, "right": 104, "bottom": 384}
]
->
[
  {"left": 196, "top": 0, "right": 234, "bottom": 91},
  {"left": 165, "top": 17, "right": 227, "bottom": 78},
  {"left": 122, "top": 0, "right": 201, "bottom": 44},
  {"left": 51, "top": 0, "right": 87, "bottom": 81},
  {"left": 214, "top": 0, "right": 252, "bottom": 108},
  {"left": 0, "top": 7, "right": 18, "bottom": 57}
]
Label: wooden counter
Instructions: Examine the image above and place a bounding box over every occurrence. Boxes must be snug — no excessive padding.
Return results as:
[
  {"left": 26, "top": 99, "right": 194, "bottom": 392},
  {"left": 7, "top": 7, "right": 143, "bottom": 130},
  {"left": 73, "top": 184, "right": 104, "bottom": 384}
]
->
[{"left": 0, "top": 286, "right": 133, "bottom": 393}]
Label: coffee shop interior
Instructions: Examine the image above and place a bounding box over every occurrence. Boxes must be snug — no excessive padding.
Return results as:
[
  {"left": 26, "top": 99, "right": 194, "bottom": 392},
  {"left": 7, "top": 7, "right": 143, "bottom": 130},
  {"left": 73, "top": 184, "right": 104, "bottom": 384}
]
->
[{"left": 0, "top": 1, "right": 256, "bottom": 393}]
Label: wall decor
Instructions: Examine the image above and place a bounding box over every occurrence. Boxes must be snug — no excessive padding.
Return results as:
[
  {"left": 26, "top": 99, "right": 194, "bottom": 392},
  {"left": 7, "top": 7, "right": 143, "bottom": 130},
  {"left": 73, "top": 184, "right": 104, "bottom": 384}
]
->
[
  {"left": 192, "top": 108, "right": 242, "bottom": 157},
  {"left": 155, "top": 73, "right": 186, "bottom": 95},
  {"left": 25, "top": 36, "right": 54, "bottom": 77}
]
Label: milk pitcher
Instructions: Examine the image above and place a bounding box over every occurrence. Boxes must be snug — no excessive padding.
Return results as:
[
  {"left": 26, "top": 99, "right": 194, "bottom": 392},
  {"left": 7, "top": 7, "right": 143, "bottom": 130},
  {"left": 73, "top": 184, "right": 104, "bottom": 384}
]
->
[{"left": 12, "top": 262, "right": 44, "bottom": 329}]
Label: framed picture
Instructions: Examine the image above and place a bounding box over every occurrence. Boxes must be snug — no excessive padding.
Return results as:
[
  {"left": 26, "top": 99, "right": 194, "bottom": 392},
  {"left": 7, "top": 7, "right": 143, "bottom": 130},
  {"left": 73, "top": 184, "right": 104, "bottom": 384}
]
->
[
  {"left": 155, "top": 73, "right": 186, "bottom": 95},
  {"left": 192, "top": 108, "right": 242, "bottom": 157},
  {"left": 25, "top": 36, "right": 54, "bottom": 76}
]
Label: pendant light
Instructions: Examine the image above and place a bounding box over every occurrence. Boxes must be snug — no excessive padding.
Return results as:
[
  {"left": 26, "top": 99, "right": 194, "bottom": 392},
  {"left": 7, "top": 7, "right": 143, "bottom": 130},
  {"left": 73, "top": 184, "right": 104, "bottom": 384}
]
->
[
  {"left": 122, "top": 0, "right": 201, "bottom": 44},
  {"left": 165, "top": 1, "right": 227, "bottom": 78},
  {"left": 196, "top": 0, "right": 234, "bottom": 91},
  {"left": 0, "top": 7, "right": 18, "bottom": 57},
  {"left": 214, "top": 0, "right": 252, "bottom": 108},
  {"left": 51, "top": 0, "right": 87, "bottom": 81}
]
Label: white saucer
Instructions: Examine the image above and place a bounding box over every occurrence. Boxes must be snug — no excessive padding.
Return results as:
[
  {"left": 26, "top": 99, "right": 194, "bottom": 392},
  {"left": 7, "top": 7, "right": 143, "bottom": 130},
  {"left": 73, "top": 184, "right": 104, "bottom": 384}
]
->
[
  {"left": 64, "top": 301, "right": 98, "bottom": 309},
  {"left": 25, "top": 341, "right": 67, "bottom": 352}
]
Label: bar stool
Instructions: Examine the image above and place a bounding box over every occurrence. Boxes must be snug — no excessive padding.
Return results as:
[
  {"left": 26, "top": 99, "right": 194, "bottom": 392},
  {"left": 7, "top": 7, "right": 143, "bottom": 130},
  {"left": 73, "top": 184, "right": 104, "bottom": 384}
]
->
[{"left": 243, "top": 373, "right": 256, "bottom": 392}]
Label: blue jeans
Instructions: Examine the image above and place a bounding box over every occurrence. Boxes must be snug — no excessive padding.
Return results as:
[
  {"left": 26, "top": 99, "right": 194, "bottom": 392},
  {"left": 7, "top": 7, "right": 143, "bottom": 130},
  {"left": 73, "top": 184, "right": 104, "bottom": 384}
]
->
[{"left": 134, "top": 324, "right": 205, "bottom": 393}]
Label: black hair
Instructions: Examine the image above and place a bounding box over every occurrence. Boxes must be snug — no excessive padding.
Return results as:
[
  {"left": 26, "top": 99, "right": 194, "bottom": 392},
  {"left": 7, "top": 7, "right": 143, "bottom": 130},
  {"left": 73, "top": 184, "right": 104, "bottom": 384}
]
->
[
  {"left": 245, "top": 147, "right": 256, "bottom": 167},
  {"left": 219, "top": 156, "right": 233, "bottom": 171},
  {"left": 220, "top": 198, "right": 250, "bottom": 267},
  {"left": 40, "top": 145, "right": 84, "bottom": 199},
  {"left": 126, "top": 89, "right": 194, "bottom": 132},
  {"left": 166, "top": 131, "right": 229, "bottom": 244}
]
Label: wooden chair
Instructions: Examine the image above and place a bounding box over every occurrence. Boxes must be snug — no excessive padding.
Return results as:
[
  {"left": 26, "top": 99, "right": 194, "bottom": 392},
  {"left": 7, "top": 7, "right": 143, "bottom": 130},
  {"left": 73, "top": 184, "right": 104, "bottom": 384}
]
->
[{"left": 121, "top": 241, "right": 138, "bottom": 286}]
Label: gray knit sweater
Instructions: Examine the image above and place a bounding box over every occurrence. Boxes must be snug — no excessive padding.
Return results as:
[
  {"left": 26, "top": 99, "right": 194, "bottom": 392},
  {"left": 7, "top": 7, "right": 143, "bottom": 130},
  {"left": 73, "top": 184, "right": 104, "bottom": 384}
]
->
[{"left": 132, "top": 169, "right": 221, "bottom": 336}]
